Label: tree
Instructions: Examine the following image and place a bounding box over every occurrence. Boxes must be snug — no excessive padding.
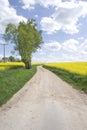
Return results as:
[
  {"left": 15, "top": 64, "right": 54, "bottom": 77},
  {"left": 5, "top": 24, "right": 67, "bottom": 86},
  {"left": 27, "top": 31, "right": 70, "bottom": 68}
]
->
[
  {"left": 9, "top": 56, "right": 15, "bottom": 62},
  {"left": 4, "top": 19, "right": 43, "bottom": 69}
]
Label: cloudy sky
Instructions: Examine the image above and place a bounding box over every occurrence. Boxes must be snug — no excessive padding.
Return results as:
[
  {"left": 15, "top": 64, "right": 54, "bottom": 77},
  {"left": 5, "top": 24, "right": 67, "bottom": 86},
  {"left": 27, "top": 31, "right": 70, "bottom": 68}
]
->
[{"left": 0, "top": 0, "right": 87, "bottom": 62}]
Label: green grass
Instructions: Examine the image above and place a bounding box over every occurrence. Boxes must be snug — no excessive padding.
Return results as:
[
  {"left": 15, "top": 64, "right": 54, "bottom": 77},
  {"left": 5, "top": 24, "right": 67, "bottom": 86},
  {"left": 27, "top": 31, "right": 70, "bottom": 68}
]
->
[
  {"left": 43, "top": 65, "right": 87, "bottom": 93},
  {"left": 0, "top": 66, "right": 36, "bottom": 106}
]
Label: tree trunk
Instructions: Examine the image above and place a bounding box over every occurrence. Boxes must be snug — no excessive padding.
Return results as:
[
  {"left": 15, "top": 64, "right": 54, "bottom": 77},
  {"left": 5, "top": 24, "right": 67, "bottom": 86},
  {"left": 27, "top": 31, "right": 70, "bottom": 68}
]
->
[{"left": 25, "top": 61, "right": 31, "bottom": 69}]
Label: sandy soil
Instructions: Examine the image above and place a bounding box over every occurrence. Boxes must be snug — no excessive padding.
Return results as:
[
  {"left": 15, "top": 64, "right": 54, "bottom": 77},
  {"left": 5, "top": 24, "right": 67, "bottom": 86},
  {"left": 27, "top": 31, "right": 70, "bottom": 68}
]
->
[{"left": 0, "top": 66, "right": 87, "bottom": 130}]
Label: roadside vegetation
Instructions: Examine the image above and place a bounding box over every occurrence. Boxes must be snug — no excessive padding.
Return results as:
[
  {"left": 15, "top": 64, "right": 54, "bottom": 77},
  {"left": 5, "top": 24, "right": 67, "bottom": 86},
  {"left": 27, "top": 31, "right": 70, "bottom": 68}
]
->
[
  {"left": 43, "top": 62, "right": 87, "bottom": 93},
  {"left": 0, "top": 63, "right": 36, "bottom": 106}
]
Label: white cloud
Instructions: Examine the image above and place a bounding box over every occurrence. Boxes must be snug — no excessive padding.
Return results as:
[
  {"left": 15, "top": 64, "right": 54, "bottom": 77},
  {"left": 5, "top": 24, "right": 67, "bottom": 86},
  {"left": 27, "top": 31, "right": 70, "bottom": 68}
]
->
[
  {"left": 79, "top": 40, "right": 87, "bottom": 55},
  {"left": 61, "top": 52, "right": 85, "bottom": 62},
  {"left": 36, "top": 48, "right": 45, "bottom": 55},
  {"left": 61, "top": 38, "right": 87, "bottom": 61},
  {"left": 62, "top": 38, "right": 87, "bottom": 56},
  {"left": 21, "top": 0, "right": 35, "bottom": 10},
  {"left": 32, "top": 38, "right": 87, "bottom": 62},
  {"left": 41, "top": 0, "right": 87, "bottom": 34},
  {"left": 41, "top": 17, "right": 61, "bottom": 34},
  {"left": 32, "top": 53, "right": 60, "bottom": 62},
  {"left": 77, "top": 37, "right": 84, "bottom": 40},
  {"left": 21, "top": 0, "right": 61, "bottom": 10},
  {"left": 61, "top": 53, "right": 76, "bottom": 61},
  {"left": 63, "top": 39, "right": 79, "bottom": 52},
  {"left": 44, "top": 41, "right": 61, "bottom": 51},
  {"left": 59, "top": 38, "right": 87, "bottom": 61},
  {"left": 37, "top": 48, "right": 43, "bottom": 52},
  {"left": 0, "top": 0, "right": 27, "bottom": 34}
]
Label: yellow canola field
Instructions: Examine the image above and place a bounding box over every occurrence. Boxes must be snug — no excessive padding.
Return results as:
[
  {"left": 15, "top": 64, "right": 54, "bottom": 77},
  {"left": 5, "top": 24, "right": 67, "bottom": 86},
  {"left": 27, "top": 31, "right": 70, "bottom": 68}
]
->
[
  {"left": 45, "top": 62, "right": 87, "bottom": 75},
  {"left": 0, "top": 62, "right": 25, "bottom": 70}
]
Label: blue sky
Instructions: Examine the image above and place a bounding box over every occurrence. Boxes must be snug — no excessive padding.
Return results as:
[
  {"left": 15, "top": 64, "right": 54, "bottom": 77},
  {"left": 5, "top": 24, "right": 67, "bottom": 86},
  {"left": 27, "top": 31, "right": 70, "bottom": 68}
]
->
[{"left": 0, "top": 0, "right": 87, "bottom": 62}]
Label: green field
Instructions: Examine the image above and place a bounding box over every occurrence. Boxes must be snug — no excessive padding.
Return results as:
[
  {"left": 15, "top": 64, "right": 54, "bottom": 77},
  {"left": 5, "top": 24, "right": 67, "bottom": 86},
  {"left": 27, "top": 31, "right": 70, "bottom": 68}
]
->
[{"left": 0, "top": 63, "right": 36, "bottom": 106}]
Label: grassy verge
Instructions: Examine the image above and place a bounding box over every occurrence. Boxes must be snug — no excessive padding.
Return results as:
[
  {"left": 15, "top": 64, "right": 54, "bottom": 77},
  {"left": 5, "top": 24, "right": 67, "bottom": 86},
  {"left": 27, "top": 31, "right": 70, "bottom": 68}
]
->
[
  {"left": 0, "top": 66, "right": 36, "bottom": 106},
  {"left": 43, "top": 65, "right": 87, "bottom": 93}
]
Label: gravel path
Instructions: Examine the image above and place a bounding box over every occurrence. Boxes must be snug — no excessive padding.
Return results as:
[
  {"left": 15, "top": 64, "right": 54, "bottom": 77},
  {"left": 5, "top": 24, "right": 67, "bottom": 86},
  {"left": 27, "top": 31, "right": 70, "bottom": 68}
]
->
[{"left": 0, "top": 66, "right": 87, "bottom": 130}]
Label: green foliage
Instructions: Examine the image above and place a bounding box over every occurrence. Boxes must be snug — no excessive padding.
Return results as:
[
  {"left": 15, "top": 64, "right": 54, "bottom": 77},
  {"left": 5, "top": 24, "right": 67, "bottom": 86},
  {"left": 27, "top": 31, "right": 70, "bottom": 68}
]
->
[
  {"left": 9, "top": 56, "right": 15, "bottom": 62},
  {"left": 4, "top": 23, "right": 17, "bottom": 42},
  {"left": 4, "top": 19, "right": 43, "bottom": 69},
  {"left": 43, "top": 65, "right": 87, "bottom": 93},
  {"left": 0, "top": 66, "right": 36, "bottom": 106}
]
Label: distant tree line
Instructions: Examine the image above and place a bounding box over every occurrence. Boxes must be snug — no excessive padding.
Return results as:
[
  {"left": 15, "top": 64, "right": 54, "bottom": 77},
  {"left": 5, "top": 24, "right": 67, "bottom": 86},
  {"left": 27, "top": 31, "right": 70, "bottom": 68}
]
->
[{"left": 0, "top": 56, "right": 21, "bottom": 62}]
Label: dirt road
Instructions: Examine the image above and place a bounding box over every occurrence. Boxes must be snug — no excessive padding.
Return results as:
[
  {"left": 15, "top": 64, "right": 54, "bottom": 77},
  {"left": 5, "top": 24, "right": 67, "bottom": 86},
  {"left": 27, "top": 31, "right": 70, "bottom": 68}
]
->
[{"left": 0, "top": 66, "right": 87, "bottom": 130}]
